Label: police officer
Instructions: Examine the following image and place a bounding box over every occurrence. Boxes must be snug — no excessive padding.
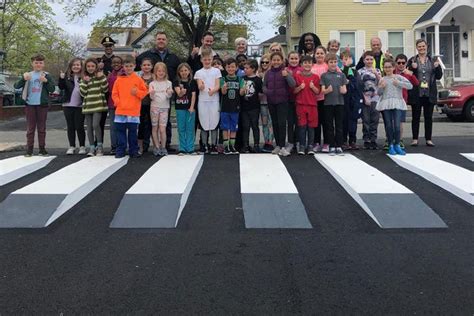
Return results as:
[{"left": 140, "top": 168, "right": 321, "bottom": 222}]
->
[{"left": 98, "top": 36, "right": 116, "bottom": 76}]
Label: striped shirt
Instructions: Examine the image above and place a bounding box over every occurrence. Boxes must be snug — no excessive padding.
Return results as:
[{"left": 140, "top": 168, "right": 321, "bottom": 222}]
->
[{"left": 80, "top": 75, "right": 108, "bottom": 114}]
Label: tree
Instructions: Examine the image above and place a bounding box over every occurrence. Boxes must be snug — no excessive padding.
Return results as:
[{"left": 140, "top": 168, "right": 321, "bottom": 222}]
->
[
  {"left": 0, "top": 0, "right": 75, "bottom": 75},
  {"left": 65, "top": 0, "right": 260, "bottom": 54}
]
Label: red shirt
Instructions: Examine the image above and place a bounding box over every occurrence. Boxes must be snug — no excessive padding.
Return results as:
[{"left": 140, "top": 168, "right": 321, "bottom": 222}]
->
[
  {"left": 396, "top": 70, "right": 419, "bottom": 102},
  {"left": 294, "top": 72, "right": 320, "bottom": 106}
]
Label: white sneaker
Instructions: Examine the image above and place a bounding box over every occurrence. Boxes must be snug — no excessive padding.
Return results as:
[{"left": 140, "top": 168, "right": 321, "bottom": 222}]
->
[
  {"left": 78, "top": 146, "right": 87, "bottom": 155},
  {"left": 279, "top": 147, "right": 290, "bottom": 157},
  {"left": 329, "top": 147, "right": 336, "bottom": 156},
  {"left": 96, "top": 146, "right": 104, "bottom": 156},
  {"left": 66, "top": 147, "right": 75, "bottom": 155},
  {"left": 285, "top": 143, "right": 294, "bottom": 153},
  {"left": 87, "top": 146, "right": 95, "bottom": 157},
  {"left": 336, "top": 147, "right": 344, "bottom": 156},
  {"left": 272, "top": 146, "right": 281, "bottom": 155}
]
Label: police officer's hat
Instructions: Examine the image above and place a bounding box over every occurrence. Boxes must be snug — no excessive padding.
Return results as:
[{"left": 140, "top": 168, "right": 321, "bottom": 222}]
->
[{"left": 101, "top": 36, "right": 116, "bottom": 46}]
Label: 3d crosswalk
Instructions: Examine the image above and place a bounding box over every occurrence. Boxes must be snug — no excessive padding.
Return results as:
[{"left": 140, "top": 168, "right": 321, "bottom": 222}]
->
[{"left": 0, "top": 152, "right": 472, "bottom": 229}]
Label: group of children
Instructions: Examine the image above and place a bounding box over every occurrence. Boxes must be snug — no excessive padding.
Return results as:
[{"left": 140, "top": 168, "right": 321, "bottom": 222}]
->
[{"left": 17, "top": 40, "right": 417, "bottom": 158}]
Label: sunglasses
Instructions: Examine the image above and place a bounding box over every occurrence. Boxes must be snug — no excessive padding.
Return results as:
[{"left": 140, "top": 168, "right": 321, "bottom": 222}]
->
[
  {"left": 261, "top": 61, "right": 269, "bottom": 64},
  {"left": 397, "top": 61, "right": 406, "bottom": 65}
]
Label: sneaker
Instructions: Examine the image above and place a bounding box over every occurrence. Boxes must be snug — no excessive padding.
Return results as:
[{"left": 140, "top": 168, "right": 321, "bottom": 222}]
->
[
  {"left": 272, "top": 146, "right": 281, "bottom": 155},
  {"left": 363, "top": 141, "right": 371, "bottom": 150},
  {"left": 210, "top": 145, "right": 218, "bottom": 155},
  {"left": 297, "top": 147, "right": 305, "bottom": 155},
  {"left": 189, "top": 151, "right": 197, "bottom": 155},
  {"left": 178, "top": 151, "right": 185, "bottom": 156},
  {"left": 349, "top": 142, "right": 359, "bottom": 150},
  {"left": 78, "top": 146, "right": 87, "bottom": 155},
  {"left": 388, "top": 144, "right": 397, "bottom": 155},
  {"left": 342, "top": 143, "right": 349, "bottom": 150},
  {"left": 115, "top": 153, "right": 125, "bottom": 158},
  {"left": 329, "top": 147, "right": 336, "bottom": 156},
  {"left": 66, "top": 147, "right": 75, "bottom": 155},
  {"left": 307, "top": 145, "right": 315, "bottom": 155},
  {"left": 241, "top": 146, "right": 250, "bottom": 154},
  {"left": 383, "top": 140, "right": 389, "bottom": 151},
  {"left": 285, "top": 143, "right": 294, "bottom": 153},
  {"left": 38, "top": 147, "right": 48, "bottom": 156},
  {"left": 109, "top": 148, "right": 116, "bottom": 155},
  {"left": 24, "top": 149, "right": 33, "bottom": 157},
  {"left": 253, "top": 145, "right": 262, "bottom": 153},
  {"left": 166, "top": 146, "right": 176, "bottom": 153},
  {"left": 394, "top": 144, "right": 406, "bottom": 155},
  {"left": 130, "top": 152, "right": 142, "bottom": 158},
  {"left": 199, "top": 144, "right": 207, "bottom": 154},
  {"left": 314, "top": 143, "right": 322, "bottom": 152},
  {"left": 87, "top": 146, "right": 95, "bottom": 157},
  {"left": 217, "top": 144, "right": 225, "bottom": 154},
  {"left": 370, "top": 141, "right": 378, "bottom": 150},
  {"left": 96, "top": 146, "right": 104, "bottom": 156},
  {"left": 279, "top": 147, "right": 290, "bottom": 157},
  {"left": 336, "top": 147, "right": 344, "bottom": 156},
  {"left": 230, "top": 145, "right": 238, "bottom": 154},
  {"left": 161, "top": 148, "right": 168, "bottom": 156},
  {"left": 322, "top": 144, "right": 330, "bottom": 153},
  {"left": 262, "top": 143, "right": 274, "bottom": 153},
  {"left": 399, "top": 140, "right": 405, "bottom": 149},
  {"left": 224, "top": 146, "right": 231, "bottom": 155},
  {"left": 153, "top": 147, "right": 160, "bottom": 157}
]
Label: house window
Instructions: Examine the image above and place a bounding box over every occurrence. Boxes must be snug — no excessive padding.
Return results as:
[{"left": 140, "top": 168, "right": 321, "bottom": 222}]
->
[
  {"left": 339, "top": 32, "right": 356, "bottom": 59},
  {"left": 388, "top": 32, "right": 404, "bottom": 57},
  {"left": 361, "top": 0, "right": 381, "bottom": 3}
]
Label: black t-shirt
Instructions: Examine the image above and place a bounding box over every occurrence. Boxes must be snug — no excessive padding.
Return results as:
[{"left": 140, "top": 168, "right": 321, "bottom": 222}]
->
[
  {"left": 173, "top": 79, "right": 197, "bottom": 110},
  {"left": 241, "top": 75, "right": 263, "bottom": 111},
  {"left": 220, "top": 75, "right": 244, "bottom": 113}
]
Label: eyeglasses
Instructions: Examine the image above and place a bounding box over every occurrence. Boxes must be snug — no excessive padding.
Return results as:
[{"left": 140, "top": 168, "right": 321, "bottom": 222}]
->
[
  {"left": 271, "top": 49, "right": 280, "bottom": 52},
  {"left": 397, "top": 61, "right": 406, "bottom": 65},
  {"left": 261, "top": 61, "right": 269, "bottom": 64}
]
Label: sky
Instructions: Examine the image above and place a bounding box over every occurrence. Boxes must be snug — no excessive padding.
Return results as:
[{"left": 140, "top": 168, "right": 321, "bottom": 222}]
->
[{"left": 50, "top": 1, "right": 280, "bottom": 45}]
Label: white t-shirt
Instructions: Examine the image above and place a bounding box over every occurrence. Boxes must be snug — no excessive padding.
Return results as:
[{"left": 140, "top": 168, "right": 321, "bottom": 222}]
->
[
  {"left": 194, "top": 67, "right": 222, "bottom": 102},
  {"left": 149, "top": 80, "right": 172, "bottom": 109}
]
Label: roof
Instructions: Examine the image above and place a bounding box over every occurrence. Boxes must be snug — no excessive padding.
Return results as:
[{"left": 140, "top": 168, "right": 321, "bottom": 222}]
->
[
  {"left": 87, "top": 26, "right": 147, "bottom": 49},
  {"left": 131, "top": 21, "right": 160, "bottom": 47},
  {"left": 259, "top": 34, "right": 287, "bottom": 46},
  {"left": 415, "top": 0, "right": 448, "bottom": 24}
]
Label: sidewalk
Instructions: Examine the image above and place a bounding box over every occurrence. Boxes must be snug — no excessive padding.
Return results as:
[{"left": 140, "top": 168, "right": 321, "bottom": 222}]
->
[{"left": 1, "top": 122, "right": 472, "bottom": 152}]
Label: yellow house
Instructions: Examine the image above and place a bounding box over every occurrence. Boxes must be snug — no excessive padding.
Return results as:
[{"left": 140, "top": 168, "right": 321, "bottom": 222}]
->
[{"left": 282, "top": 0, "right": 474, "bottom": 82}]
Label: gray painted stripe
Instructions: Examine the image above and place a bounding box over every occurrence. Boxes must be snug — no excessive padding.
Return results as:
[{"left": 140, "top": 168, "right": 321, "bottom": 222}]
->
[
  {"left": 359, "top": 193, "right": 447, "bottom": 229},
  {"left": 0, "top": 194, "right": 66, "bottom": 228},
  {"left": 110, "top": 194, "right": 181, "bottom": 228},
  {"left": 242, "top": 193, "right": 312, "bottom": 229}
]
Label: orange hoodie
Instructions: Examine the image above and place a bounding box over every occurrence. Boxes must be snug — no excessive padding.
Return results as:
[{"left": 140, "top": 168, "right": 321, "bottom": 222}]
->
[{"left": 112, "top": 72, "right": 148, "bottom": 117}]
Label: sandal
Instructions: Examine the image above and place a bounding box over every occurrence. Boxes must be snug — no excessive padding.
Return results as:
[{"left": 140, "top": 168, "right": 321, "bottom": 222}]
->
[
  {"left": 426, "top": 141, "right": 435, "bottom": 147},
  {"left": 410, "top": 140, "right": 418, "bottom": 147}
]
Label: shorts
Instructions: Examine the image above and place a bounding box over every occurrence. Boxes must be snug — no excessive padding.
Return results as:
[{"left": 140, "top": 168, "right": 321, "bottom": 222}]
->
[
  {"left": 400, "top": 110, "right": 406, "bottom": 122},
  {"left": 150, "top": 107, "right": 169, "bottom": 127},
  {"left": 220, "top": 112, "right": 239, "bottom": 132},
  {"left": 296, "top": 104, "right": 318, "bottom": 128}
]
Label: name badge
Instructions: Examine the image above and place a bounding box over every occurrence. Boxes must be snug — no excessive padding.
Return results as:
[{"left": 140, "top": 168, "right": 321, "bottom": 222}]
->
[{"left": 420, "top": 81, "right": 428, "bottom": 89}]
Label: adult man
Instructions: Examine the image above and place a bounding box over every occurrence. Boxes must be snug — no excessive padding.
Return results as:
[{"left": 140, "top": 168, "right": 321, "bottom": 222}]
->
[
  {"left": 356, "top": 37, "right": 392, "bottom": 71},
  {"left": 98, "top": 36, "right": 116, "bottom": 76},
  {"left": 135, "top": 32, "right": 181, "bottom": 152},
  {"left": 187, "top": 31, "right": 220, "bottom": 74}
]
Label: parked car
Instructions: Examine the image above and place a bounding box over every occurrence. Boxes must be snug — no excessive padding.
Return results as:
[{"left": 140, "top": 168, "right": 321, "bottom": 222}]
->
[
  {"left": 49, "top": 86, "right": 63, "bottom": 104},
  {"left": 0, "top": 79, "right": 14, "bottom": 106},
  {"left": 438, "top": 83, "right": 474, "bottom": 122}
]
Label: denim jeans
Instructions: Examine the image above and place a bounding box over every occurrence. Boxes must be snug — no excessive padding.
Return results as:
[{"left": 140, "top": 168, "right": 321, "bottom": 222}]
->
[
  {"left": 115, "top": 122, "right": 139, "bottom": 156},
  {"left": 382, "top": 109, "right": 402, "bottom": 145}
]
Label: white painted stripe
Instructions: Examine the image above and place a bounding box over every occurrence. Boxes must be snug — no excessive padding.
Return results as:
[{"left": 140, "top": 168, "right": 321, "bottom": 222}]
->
[
  {"left": 460, "top": 153, "right": 474, "bottom": 162},
  {"left": 0, "top": 156, "right": 55, "bottom": 186},
  {"left": 15, "top": 157, "right": 127, "bottom": 195},
  {"left": 127, "top": 155, "right": 203, "bottom": 194},
  {"left": 240, "top": 154, "right": 298, "bottom": 194},
  {"left": 390, "top": 154, "right": 474, "bottom": 205},
  {"left": 315, "top": 154, "right": 412, "bottom": 194}
]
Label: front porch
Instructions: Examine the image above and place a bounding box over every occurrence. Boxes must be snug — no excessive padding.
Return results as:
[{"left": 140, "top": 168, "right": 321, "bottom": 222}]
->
[{"left": 413, "top": 0, "right": 474, "bottom": 85}]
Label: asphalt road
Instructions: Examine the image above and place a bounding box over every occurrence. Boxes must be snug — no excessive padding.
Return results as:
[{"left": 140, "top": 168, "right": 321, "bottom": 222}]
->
[{"left": 0, "top": 136, "right": 473, "bottom": 314}]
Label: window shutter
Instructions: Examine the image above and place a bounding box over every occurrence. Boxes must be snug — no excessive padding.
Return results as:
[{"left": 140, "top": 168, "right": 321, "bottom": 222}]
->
[
  {"left": 378, "top": 30, "right": 388, "bottom": 52},
  {"left": 329, "top": 30, "right": 340, "bottom": 41},
  {"left": 356, "top": 30, "right": 366, "bottom": 60},
  {"left": 404, "top": 30, "right": 415, "bottom": 58}
]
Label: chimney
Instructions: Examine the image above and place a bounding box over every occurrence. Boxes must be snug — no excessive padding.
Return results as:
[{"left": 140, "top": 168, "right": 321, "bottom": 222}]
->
[{"left": 141, "top": 14, "right": 147, "bottom": 28}]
